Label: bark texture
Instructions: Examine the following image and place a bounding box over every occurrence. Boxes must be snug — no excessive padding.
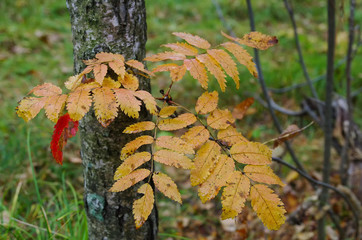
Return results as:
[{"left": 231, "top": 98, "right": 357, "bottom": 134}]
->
[{"left": 66, "top": 1, "right": 157, "bottom": 239}]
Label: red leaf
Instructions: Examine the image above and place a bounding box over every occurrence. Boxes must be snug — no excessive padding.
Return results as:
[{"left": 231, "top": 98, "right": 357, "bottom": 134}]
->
[{"left": 50, "top": 113, "right": 79, "bottom": 165}]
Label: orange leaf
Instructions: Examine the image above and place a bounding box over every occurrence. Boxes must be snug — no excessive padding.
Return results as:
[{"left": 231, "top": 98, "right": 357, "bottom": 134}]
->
[
  {"left": 16, "top": 97, "right": 47, "bottom": 122},
  {"left": 153, "top": 172, "right": 182, "bottom": 203},
  {"left": 96, "top": 52, "right": 115, "bottom": 62},
  {"left": 144, "top": 51, "right": 186, "bottom": 62},
  {"left": 184, "top": 59, "right": 208, "bottom": 89},
  {"left": 152, "top": 63, "right": 179, "bottom": 73},
  {"left": 123, "top": 121, "right": 155, "bottom": 134},
  {"left": 113, "top": 88, "right": 142, "bottom": 118},
  {"left": 197, "top": 54, "right": 226, "bottom": 92},
  {"left": 207, "top": 108, "right": 234, "bottom": 130},
  {"left": 222, "top": 31, "right": 278, "bottom": 50},
  {"left": 44, "top": 94, "right": 68, "bottom": 122},
  {"left": 29, "top": 83, "right": 62, "bottom": 96},
  {"left": 134, "top": 90, "right": 158, "bottom": 115},
  {"left": 114, "top": 152, "right": 151, "bottom": 180},
  {"left": 272, "top": 123, "right": 313, "bottom": 148},
  {"left": 159, "top": 106, "right": 178, "bottom": 118},
  {"left": 66, "top": 83, "right": 96, "bottom": 121},
  {"left": 181, "top": 126, "right": 210, "bottom": 149},
  {"left": 173, "top": 32, "right": 211, "bottom": 49},
  {"left": 120, "top": 135, "right": 154, "bottom": 160},
  {"left": 126, "top": 59, "right": 154, "bottom": 76},
  {"left": 110, "top": 169, "right": 150, "bottom": 192},
  {"left": 162, "top": 42, "right": 198, "bottom": 56},
  {"left": 93, "top": 87, "right": 118, "bottom": 127},
  {"left": 232, "top": 97, "right": 254, "bottom": 120},
  {"left": 230, "top": 141, "right": 271, "bottom": 165},
  {"left": 156, "top": 136, "right": 194, "bottom": 155},
  {"left": 195, "top": 91, "right": 218, "bottom": 114},
  {"left": 154, "top": 150, "right": 194, "bottom": 169},
  {"left": 158, "top": 113, "right": 196, "bottom": 131},
  {"left": 244, "top": 165, "right": 285, "bottom": 186},
  {"left": 217, "top": 126, "right": 247, "bottom": 146},
  {"left": 170, "top": 64, "right": 187, "bottom": 82},
  {"left": 93, "top": 64, "right": 108, "bottom": 85},
  {"left": 65, "top": 74, "right": 83, "bottom": 90},
  {"left": 133, "top": 183, "right": 154, "bottom": 229},
  {"left": 119, "top": 72, "right": 139, "bottom": 91}
]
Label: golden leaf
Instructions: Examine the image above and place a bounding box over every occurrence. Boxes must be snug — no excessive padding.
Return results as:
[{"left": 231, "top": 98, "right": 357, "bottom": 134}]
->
[
  {"left": 29, "top": 83, "right": 62, "bottom": 97},
  {"left": 158, "top": 113, "right": 196, "bottom": 131},
  {"left": 221, "top": 42, "right": 258, "bottom": 78},
  {"left": 232, "top": 97, "right": 255, "bottom": 120},
  {"left": 109, "top": 169, "right": 150, "bottom": 192},
  {"left": 123, "top": 121, "right": 155, "bottom": 134},
  {"left": 108, "top": 54, "right": 126, "bottom": 79},
  {"left": 159, "top": 106, "right": 177, "bottom": 118},
  {"left": 217, "top": 126, "right": 247, "bottom": 147},
  {"left": 93, "top": 64, "right": 108, "bottom": 85},
  {"left": 133, "top": 183, "right": 154, "bottom": 229},
  {"left": 93, "top": 87, "right": 118, "bottom": 127},
  {"left": 96, "top": 52, "right": 115, "bottom": 62},
  {"left": 144, "top": 51, "right": 186, "bottom": 62},
  {"left": 198, "top": 154, "right": 235, "bottom": 203},
  {"left": 250, "top": 184, "right": 286, "bottom": 230},
  {"left": 207, "top": 108, "right": 235, "bottom": 130},
  {"left": 119, "top": 72, "right": 139, "bottom": 91},
  {"left": 244, "top": 165, "right": 285, "bottom": 186},
  {"left": 66, "top": 83, "right": 96, "bottom": 121},
  {"left": 190, "top": 141, "right": 221, "bottom": 186},
  {"left": 154, "top": 149, "right": 194, "bottom": 169},
  {"left": 65, "top": 74, "right": 83, "bottom": 90},
  {"left": 222, "top": 31, "right": 278, "bottom": 50},
  {"left": 207, "top": 49, "right": 240, "bottom": 89},
  {"left": 102, "top": 77, "right": 121, "bottom": 89},
  {"left": 195, "top": 91, "right": 218, "bottom": 114},
  {"left": 44, "top": 94, "right": 68, "bottom": 122},
  {"left": 152, "top": 63, "right": 179, "bottom": 73},
  {"left": 181, "top": 126, "right": 210, "bottom": 149},
  {"left": 16, "top": 97, "right": 47, "bottom": 122},
  {"left": 197, "top": 54, "right": 226, "bottom": 92},
  {"left": 153, "top": 172, "right": 182, "bottom": 203},
  {"left": 162, "top": 42, "right": 198, "bottom": 56},
  {"left": 173, "top": 32, "right": 211, "bottom": 49},
  {"left": 156, "top": 136, "right": 195, "bottom": 155},
  {"left": 169, "top": 64, "right": 187, "bottom": 82},
  {"left": 177, "top": 113, "right": 197, "bottom": 125},
  {"left": 134, "top": 90, "right": 158, "bottom": 115},
  {"left": 230, "top": 141, "right": 272, "bottom": 165},
  {"left": 184, "top": 59, "right": 208, "bottom": 89},
  {"left": 113, "top": 88, "right": 142, "bottom": 118},
  {"left": 114, "top": 152, "right": 151, "bottom": 180},
  {"left": 120, "top": 135, "right": 154, "bottom": 160},
  {"left": 221, "top": 171, "right": 250, "bottom": 219},
  {"left": 125, "top": 59, "right": 154, "bottom": 76}
]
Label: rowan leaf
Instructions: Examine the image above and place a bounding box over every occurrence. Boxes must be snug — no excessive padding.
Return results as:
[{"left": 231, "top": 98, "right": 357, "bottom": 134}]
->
[
  {"left": 207, "top": 49, "right": 240, "bottom": 89},
  {"left": 170, "top": 64, "right": 187, "bottom": 82},
  {"left": 217, "top": 126, "right": 247, "bottom": 146},
  {"left": 198, "top": 155, "right": 235, "bottom": 203},
  {"left": 156, "top": 136, "right": 194, "bottom": 155},
  {"left": 126, "top": 59, "right": 154, "bottom": 76},
  {"left": 181, "top": 126, "right": 210, "bottom": 149},
  {"left": 93, "top": 64, "right": 108, "bottom": 85},
  {"left": 134, "top": 90, "right": 158, "bottom": 115},
  {"left": 114, "top": 152, "right": 151, "bottom": 180},
  {"left": 177, "top": 113, "right": 197, "bottom": 125},
  {"left": 65, "top": 74, "right": 83, "bottom": 90},
  {"left": 221, "top": 171, "right": 250, "bottom": 219},
  {"left": 154, "top": 150, "right": 194, "bottom": 169},
  {"left": 29, "top": 83, "right": 62, "bottom": 96},
  {"left": 66, "top": 83, "right": 96, "bottom": 121},
  {"left": 120, "top": 135, "right": 154, "bottom": 160},
  {"left": 207, "top": 108, "right": 234, "bottom": 130},
  {"left": 158, "top": 113, "right": 197, "bottom": 131},
  {"left": 93, "top": 87, "right": 118, "bottom": 127},
  {"left": 44, "top": 94, "right": 68, "bottom": 122},
  {"left": 221, "top": 42, "right": 258, "bottom": 78},
  {"left": 107, "top": 53, "right": 126, "bottom": 79},
  {"left": 162, "top": 42, "right": 198, "bottom": 56},
  {"left": 173, "top": 32, "right": 211, "bottom": 49},
  {"left": 232, "top": 97, "right": 254, "bottom": 120},
  {"left": 195, "top": 91, "right": 218, "bottom": 114},
  {"left": 144, "top": 51, "right": 186, "bottom": 62},
  {"left": 222, "top": 31, "right": 278, "bottom": 50},
  {"left": 16, "top": 97, "right": 47, "bottom": 122},
  {"left": 102, "top": 77, "right": 121, "bottom": 89},
  {"left": 153, "top": 172, "right": 182, "bottom": 203},
  {"left": 250, "top": 184, "right": 286, "bottom": 230},
  {"left": 184, "top": 59, "right": 208, "bottom": 89},
  {"left": 190, "top": 141, "right": 221, "bottom": 186},
  {"left": 123, "top": 121, "right": 155, "bottom": 134},
  {"left": 110, "top": 169, "right": 150, "bottom": 192},
  {"left": 230, "top": 141, "right": 272, "bottom": 165},
  {"left": 96, "top": 52, "right": 116, "bottom": 62},
  {"left": 119, "top": 72, "right": 139, "bottom": 91},
  {"left": 159, "top": 106, "right": 177, "bottom": 118},
  {"left": 244, "top": 165, "right": 285, "bottom": 186},
  {"left": 197, "top": 54, "right": 226, "bottom": 92},
  {"left": 113, "top": 88, "right": 141, "bottom": 118},
  {"left": 133, "top": 183, "right": 154, "bottom": 229},
  {"left": 152, "top": 63, "right": 180, "bottom": 73}
]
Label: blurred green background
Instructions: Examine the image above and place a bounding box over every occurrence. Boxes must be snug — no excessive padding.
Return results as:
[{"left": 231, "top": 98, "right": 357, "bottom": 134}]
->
[{"left": 1, "top": 0, "right": 361, "bottom": 239}]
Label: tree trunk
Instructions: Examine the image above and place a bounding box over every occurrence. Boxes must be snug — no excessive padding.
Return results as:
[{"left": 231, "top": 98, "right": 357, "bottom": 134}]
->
[{"left": 66, "top": 1, "right": 158, "bottom": 239}]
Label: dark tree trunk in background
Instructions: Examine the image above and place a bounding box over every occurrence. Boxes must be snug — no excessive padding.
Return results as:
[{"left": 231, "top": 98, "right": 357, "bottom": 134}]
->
[{"left": 66, "top": 1, "right": 157, "bottom": 239}]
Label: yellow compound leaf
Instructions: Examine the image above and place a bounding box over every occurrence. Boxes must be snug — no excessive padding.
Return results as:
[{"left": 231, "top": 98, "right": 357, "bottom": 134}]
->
[
  {"left": 16, "top": 97, "right": 47, "bottom": 122},
  {"left": 173, "top": 32, "right": 211, "bottom": 49},
  {"left": 154, "top": 150, "right": 194, "bottom": 169},
  {"left": 221, "top": 42, "right": 258, "bottom": 78},
  {"left": 181, "top": 126, "right": 210, "bottom": 149},
  {"left": 110, "top": 169, "right": 150, "bottom": 192},
  {"left": 250, "top": 184, "right": 286, "bottom": 230},
  {"left": 144, "top": 51, "right": 186, "bottom": 62},
  {"left": 114, "top": 152, "right": 151, "bottom": 180},
  {"left": 153, "top": 172, "right": 182, "bottom": 203},
  {"left": 125, "top": 59, "right": 154, "bottom": 76},
  {"left": 158, "top": 113, "right": 196, "bottom": 131},
  {"left": 119, "top": 72, "right": 139, "bottom": 91},
  {"left": 207, "top": 108, "right": 235, "bottom": 130},
  {"left": 113, "top": 88, "right": 141, "bottom": 118},
  {"left": 221, "top": 171, "right": 250, "bottom": 219},
  {"left": 198, "top": 154, "right": 235, "bottom": 203},
  {"left": 230, "top": 141, "right": 272, "bottom": 165},
  {"left": 244, "top": 165, "right": 285, "bottom": 186},
  {"left": 156, "top": 136, "right": 195, "bottom": 155},
  {"left": 222, "top": 31, "right": 278, "bottom": 50},
  {"left": 134, "top": 90, "right": 158, "bottom": 115},
  {"left": 44, "top": 94, "right": 68, "bottom": 122},
  {"left": 120, "top": 135, "right": 154, "bottom": 160},
  {"left": 133, "top": 183, "right": 154, "bottom": 229},
  {"left": 66, "top": 83, "right": 96, "bottom": 121},
  {"left": 123, "top": 121, "right": 155, "bottom": 134},
  {"left": 197, "top": 54, "right": 226, "bottom": 92},
  {"left": 159, "top": 106, "right": 177, "bottom": 118},
  {"left": 190, "top": 141, "right": 221, "bottom": 186},
  {"left": 102, "top": 77, "right": 121, "bottom": 89},
  {"left": 93, "top": 87, "right": 118, "bottom": 127},
  {"left": 184, "top": 59, "right": 208, "bottom": 89},
  {"left": 29, "top": 83, "right": 62, "bottom": 96},
  {"left": 162, "top": 42, "right": 198, "bottom": 56},
  {"left": 169, "top": 64, "right": 187, "bottom": 82},
  {"left": 93, "top": 63, "right": 108, "bottom": 85},
  {"left": 195, "top": 91, "right": 218, "bottom": 114},
  {"left": 207, "top": 49, "right": 240, "bottom": 89},
  {"left": 217, "top": 126, "right": 248, "bottom": 147}
]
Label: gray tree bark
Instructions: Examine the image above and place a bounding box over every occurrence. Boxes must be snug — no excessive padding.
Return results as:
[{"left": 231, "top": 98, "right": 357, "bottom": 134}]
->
[{"left": 66, "top": 1, "right": 158, "bottom": 239}]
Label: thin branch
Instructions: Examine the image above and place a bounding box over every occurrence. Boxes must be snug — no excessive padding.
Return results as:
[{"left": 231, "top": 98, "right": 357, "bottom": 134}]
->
[{"left": 211, "top": 0, "right": 235, "bottom": 37}]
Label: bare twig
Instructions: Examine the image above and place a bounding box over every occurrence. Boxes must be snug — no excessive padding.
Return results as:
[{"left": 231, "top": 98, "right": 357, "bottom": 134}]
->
[{"left": 211, "top": 0, "right": 235, "bottom": 37}]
